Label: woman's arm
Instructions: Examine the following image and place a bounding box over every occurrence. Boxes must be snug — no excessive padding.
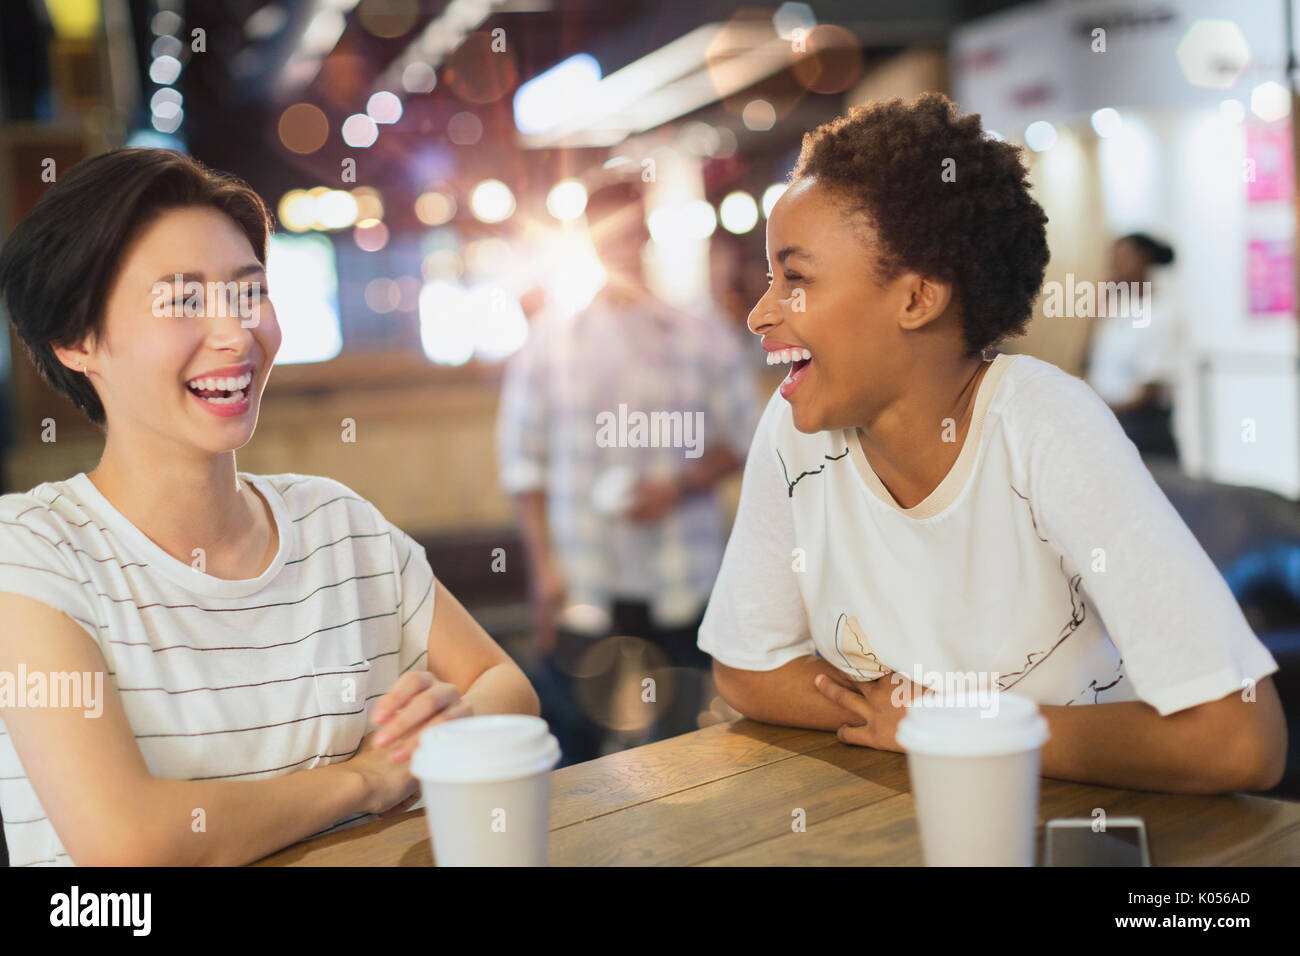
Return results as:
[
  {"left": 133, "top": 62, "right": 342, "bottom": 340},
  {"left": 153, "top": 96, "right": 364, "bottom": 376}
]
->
[
  {"left": 713, "top": 655, "right": 864, "bottom": 730},
  {"left": 0, "top": 593, "right": 378, "bottom": 866},
  {"left": 424, "top": 578, "right": 540, "bottom": 718},
  {"left": 1037, "top": 677, "right": 1287, "bottom": 793},
  {"left": 728, "top": 654, "right": 1286, "bottom": 795}
]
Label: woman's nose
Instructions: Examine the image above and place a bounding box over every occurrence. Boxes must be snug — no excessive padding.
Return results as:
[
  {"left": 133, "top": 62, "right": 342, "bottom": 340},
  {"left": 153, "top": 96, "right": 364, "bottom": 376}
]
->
[{"left": 747, "top": 289, "right": 778, "bottom": 337}]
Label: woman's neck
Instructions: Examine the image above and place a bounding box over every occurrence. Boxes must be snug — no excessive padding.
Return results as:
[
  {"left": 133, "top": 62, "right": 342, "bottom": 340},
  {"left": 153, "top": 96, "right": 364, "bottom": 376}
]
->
[
  {"left": 856, "top": 353, "right": 991, "bottom": 508},
  {"left": 87, "top": 431, "right": 268, "bottom": 572}
]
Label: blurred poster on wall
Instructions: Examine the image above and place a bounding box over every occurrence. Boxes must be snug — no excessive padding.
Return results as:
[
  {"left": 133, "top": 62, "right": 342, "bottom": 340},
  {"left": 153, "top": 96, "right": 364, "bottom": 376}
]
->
[
  {"left": 1246, "top": 239, "right": 1295, "bottom": 315},
  {"left": 1246, "top": 121, "right": 1293, "bottom": 202}
]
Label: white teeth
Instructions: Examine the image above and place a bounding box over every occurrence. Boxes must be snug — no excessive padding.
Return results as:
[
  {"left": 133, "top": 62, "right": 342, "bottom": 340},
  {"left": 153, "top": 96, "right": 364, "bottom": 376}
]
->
[
  {"left": 187, "top": 371, "right": 252, "bottom": 391},
  {"left": 766, "top": 349, "right": 811, "bottom": 367}
]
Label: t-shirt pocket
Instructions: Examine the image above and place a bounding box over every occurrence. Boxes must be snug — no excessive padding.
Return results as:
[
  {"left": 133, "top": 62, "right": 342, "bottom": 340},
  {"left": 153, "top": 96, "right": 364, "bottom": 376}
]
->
[{"left": 310, "top": 658, "right": 374, "bottom": 766}]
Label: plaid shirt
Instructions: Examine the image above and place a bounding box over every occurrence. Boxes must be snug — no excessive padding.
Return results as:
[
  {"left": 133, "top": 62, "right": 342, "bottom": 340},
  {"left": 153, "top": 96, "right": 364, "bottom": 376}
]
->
[{"left": 496, "top": 291, "right": 762, "bottom": 629}]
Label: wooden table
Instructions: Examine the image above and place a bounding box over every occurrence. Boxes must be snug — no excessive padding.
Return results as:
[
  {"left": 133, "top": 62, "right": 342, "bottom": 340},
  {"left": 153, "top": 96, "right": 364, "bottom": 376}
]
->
[{"left": 256, "top": 718, "right": 1300, "bottom": 866}]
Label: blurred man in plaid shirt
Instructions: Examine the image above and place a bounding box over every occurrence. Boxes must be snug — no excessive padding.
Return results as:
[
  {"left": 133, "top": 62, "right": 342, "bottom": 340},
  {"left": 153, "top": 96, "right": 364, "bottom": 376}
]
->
[{"left": 497, "top": 180, "right": 761, "bottom": 764}]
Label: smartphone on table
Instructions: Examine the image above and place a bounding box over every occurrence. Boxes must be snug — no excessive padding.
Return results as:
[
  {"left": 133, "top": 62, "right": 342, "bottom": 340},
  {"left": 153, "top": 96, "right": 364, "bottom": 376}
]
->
[{"left": 1043, "top": 816, "right": 1151, "bottom": 866}]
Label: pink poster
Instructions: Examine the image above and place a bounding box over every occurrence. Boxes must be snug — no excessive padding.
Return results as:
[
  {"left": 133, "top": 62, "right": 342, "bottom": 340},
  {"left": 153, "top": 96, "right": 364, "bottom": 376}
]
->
[
  {"left": 1247, "top": 239, "right": 1295, "bottom": 315},
  {"left": 1246, "top": 121, "right": 1293, "bottom": 202}
]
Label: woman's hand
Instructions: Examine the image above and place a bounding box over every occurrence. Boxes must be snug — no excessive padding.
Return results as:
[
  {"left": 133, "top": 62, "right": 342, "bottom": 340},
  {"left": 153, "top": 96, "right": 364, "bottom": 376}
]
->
[
  {"left": 812, "top": 671, "right": 932, "bottom": 752},
  {"left": 370, "top": 671, "right": 474, "bottom": 762},
  {"left": 345, "top": 730, "right": 420, "bottom": 816}
]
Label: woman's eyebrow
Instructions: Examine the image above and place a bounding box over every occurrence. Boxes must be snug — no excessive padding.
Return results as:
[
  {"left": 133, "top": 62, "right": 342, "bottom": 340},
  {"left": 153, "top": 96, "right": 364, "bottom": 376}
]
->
[
  {"left": 775, "top": 246, "right": 816, "bottom": 265},
  {"left": 151, "top": 264, "right": 265, "bottom": 284}
]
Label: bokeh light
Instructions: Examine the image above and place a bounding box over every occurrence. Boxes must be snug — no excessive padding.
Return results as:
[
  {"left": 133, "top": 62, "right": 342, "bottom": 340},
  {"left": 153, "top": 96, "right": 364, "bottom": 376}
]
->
[
  {"left": 546, "top": 180, "right": 588, "bottom": 221},
  {"left": 648, "top": 200, "right": 717, "bottom": 242},
  {"left": 351, "top": 187, "right": 384, "bottom": 222},
  {"left": 357, "top": 0, "right": 419, "bottom": 38},
  {"left": 719, "top": 191, "right": 759, "bottom": 234},
  {"left": 761, "top": 183, "right": 787, "bottom": 217},
  {"left": 364, "top": 277, "right": 402, "bottom": 313},
  {"left": 1025, "top": 120, "right": 1058, "bottom": 152},
  {"left": 342, "top": 113, "right": 380, "bottom": 147},
  {"left": 354, "top": 219, "right": 390, "bottom": 252},
  {"left": 277, "top": 190, "right": 315, "bottom": 232},
  {"left": 415, "top": 191, "right": 457, "bottom": 226},
  {"left": 791, "top": 24, "right": 864, "bottom": 95},
  {"left": 315, "top": 190, "right": 359, "bottom": 229},
  {"left": 419, "top": 280, "right": 476, "bottom": 365},
  {"left": 447, "top": 111, "right": 483, "bottom": 145},
  {"left": 1251, "top": 81, "right": 1290, "bottom": 122},
  {"left": 278, "top": 103, "right": 329, "bottom": 154},
  {"left": 742, "top": 99, "right": 776, "bottom": 131},
  {"left": 470, "top": 180, "right": 516, "bottom": 223},
  {"left": 149, "top": 55, "right": 181, "bottom": 85},
  {"left": 367, "top": 91, "right": 403, "bottom": 124},
  {"left": 402, "top": 61, "right": 438, "bottom": 93},
  {"left": 1090, "top": 108, "right": 1122, "bottom": 138}
]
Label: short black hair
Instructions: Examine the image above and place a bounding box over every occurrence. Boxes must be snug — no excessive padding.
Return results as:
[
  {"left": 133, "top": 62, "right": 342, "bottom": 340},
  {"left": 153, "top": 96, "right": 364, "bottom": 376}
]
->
[
  {"left": 1119, "top": 232, "right": 1175, "bottom": 266},
  {"left": 790, "top": 93, "right": 1050, "bottom": 356},
  {"left": 0, "top": 148, "right": 273, "bottom": 427}
]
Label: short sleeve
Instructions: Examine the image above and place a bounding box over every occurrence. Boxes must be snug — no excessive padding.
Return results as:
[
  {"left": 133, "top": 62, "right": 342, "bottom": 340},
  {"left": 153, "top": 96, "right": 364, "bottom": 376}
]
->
[
  {"left": 697, "top": 391, "right": 816, "bottom": 670},
  {"left": 1020, "top": 373, "right": 1278, "bottom": 716},
  {"left": 382, "top": 518, "right": 437, "bottom": 677},
  {"left": 0, "top": 504, "right": 99, "bottom": 640},
  {"left": 496, "top": 318, "right": 550, "bottom": 494}
]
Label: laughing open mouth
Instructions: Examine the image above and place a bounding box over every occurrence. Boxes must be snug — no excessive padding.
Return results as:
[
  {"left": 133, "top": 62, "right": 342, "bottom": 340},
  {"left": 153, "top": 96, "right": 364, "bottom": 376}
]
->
[
  {"left": 186, "top": 370, "right": 252, "bottom": 405},
  {"left": 767, "top": 346, "right": 812, "bottom": 397}
]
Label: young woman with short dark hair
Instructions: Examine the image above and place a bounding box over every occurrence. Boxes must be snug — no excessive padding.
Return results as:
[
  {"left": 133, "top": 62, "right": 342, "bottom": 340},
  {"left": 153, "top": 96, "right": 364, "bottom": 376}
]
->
[
  {"left": 699, "top": 94, "right": 1287, "bottom": 795},
  {"left": 0, "top": 149, "right": 539, "bottom": 866}
]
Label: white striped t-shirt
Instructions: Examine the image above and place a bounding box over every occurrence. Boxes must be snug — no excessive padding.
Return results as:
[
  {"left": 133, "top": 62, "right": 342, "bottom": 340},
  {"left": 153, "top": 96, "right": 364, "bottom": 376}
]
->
[{"left": 0, "top": 472, "right": 437, "bottom": 867}]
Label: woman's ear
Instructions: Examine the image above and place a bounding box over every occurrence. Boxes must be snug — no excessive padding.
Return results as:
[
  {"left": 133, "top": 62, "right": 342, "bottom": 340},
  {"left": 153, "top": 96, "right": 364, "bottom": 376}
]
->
[
  {"left": 897, "top": 275, "right": 953, "bottom": 332},
  {"left": 52, "top": 338, "right": 94, "bottom": 375}
]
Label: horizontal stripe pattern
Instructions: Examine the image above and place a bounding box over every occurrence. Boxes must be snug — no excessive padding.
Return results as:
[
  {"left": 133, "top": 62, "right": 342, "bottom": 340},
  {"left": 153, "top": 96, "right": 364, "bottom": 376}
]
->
[{"left": 0, "top": 472, "right": 437, "bottom": 866}]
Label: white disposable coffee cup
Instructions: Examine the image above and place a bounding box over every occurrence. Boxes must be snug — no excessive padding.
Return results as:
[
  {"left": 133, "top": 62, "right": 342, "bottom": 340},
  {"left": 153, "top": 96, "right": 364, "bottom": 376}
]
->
[
  {"left": 411, "top": 714, "right": 560, "bottom": 866},
  {"left": 895, "top": 691, "right": 1049, "bottom": 866}
]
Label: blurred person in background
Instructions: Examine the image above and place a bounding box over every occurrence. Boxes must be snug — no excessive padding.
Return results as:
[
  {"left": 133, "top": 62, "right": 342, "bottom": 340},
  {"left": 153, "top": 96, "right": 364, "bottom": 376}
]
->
[
  {"left": 497, "top": 179, "right": 761, "bottom": 765},
  {"left": 1083, "top": 233, "right": 1181, "bottom": 461}
]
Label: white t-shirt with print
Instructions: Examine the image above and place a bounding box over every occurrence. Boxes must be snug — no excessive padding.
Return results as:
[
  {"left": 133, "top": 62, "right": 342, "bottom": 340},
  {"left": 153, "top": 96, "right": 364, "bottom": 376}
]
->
[
  {"left": 0, "top": 472, "right": 436, "bottom": 867},
  {"left": 698, "top": 352, "right": 1277, "bottom": 716}
]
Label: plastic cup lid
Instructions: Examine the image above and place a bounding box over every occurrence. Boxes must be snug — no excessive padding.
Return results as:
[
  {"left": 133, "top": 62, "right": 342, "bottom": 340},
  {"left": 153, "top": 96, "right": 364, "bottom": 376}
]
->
[
  {"left": 895, "top": 690, "right": 1049, "bottom": 757},
  {"left": 411, "top": 714, "right": 561, "bottom": 783}
]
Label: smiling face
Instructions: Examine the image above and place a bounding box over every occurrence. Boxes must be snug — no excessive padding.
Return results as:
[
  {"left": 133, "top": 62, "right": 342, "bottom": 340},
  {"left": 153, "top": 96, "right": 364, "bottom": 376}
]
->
[
  {"left": 748, "top": 177, "right": 953, "bottom": 434},
  {"left": 57, "top": 205, "right": 280, "bottom": 455}
]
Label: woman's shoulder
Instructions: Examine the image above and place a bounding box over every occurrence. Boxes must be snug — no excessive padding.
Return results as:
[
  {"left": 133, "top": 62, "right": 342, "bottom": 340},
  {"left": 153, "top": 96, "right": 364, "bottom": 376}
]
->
[
  {"left": 994, "top": 352, "right": 1117, "bottom": 431},
  {"left": 247, "top": 472, "right": 390, "bottom": 530},
  {"left": 0, "top": 477, "right": 96, "bottom": 540},
  {"left": 991, "top": 353, "right": 1138, "bottom": 480}
]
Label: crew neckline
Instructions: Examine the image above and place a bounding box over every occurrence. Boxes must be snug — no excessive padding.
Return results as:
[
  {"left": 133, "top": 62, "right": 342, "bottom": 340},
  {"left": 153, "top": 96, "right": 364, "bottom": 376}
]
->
[
  {"left": 843, "top": 352, "right": 1016, "bottom": 520},
  {"left": 65, "top": 471, "right": 294, "bottom": 598}
]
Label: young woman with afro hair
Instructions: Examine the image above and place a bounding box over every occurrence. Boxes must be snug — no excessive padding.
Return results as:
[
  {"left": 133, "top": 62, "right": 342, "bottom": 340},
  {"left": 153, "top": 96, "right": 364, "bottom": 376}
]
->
[{"left": 698, "top": 93, "right": 1286, "bottom": 795}]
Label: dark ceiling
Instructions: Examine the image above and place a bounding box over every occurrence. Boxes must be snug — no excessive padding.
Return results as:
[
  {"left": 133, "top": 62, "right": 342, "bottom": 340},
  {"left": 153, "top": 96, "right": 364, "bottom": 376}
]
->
[{"left": 3, "top": 0, "right": 1034, "bottom": 210}]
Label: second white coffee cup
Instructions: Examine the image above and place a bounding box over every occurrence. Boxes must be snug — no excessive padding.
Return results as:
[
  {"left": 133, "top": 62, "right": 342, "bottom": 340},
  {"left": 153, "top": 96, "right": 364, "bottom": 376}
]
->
[
  {"left": 411, "top": 714, "right": 561, "bottom": 866},
  {"left": 895, "top": 691, "right": 1049, "bottom": 866}
]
